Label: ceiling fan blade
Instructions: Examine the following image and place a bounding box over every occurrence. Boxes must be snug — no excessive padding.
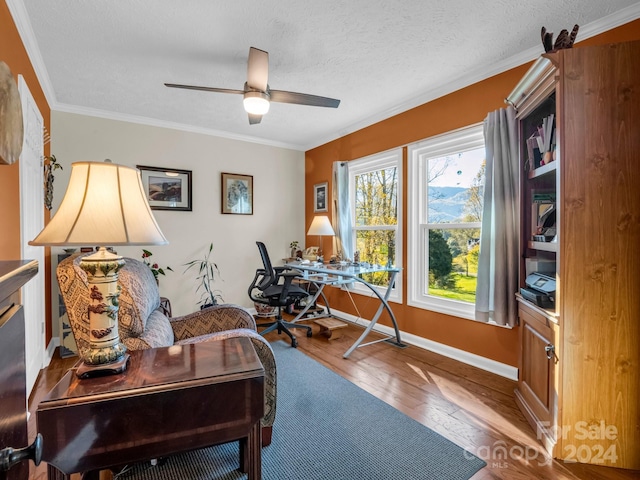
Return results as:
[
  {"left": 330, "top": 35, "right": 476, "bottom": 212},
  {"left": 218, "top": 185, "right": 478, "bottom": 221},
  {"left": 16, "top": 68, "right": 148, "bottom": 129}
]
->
[
  {"left": 164, "top": 83, "right": 245, "bottom": 95},
  {"left": 247, "top": 47, "right": 268, "bottom": 92},
  {"left": 248, "top": 113, "right": 263, "bottom": 125},
  {"left": 269, "top": 89, "right": 340, "bottom": 108}
]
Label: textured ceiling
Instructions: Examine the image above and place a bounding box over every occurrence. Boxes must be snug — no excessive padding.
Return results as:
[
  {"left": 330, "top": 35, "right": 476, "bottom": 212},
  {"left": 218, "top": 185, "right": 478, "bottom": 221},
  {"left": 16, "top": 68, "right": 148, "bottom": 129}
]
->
[{"left": 11, "top": 0, "right": 640, "bottom": 150}]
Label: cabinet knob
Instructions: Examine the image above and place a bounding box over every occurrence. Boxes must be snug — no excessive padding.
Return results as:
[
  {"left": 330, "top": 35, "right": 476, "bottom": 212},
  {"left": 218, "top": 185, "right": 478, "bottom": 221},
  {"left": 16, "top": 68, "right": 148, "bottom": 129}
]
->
[
  {"left": 0, "top": 433, "right": 42, "bottom": 471},
  {"left": 545, "top": 343, "right": 555, "bottom": 360}
]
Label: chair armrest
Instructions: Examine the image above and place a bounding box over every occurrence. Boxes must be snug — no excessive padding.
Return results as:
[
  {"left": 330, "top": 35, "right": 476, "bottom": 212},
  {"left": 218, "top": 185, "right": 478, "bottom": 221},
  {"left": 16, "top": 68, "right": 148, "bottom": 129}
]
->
[
  {"left": 274, "top": 266, "right": 298, "bottom": 281},
  {"left": 277, "top": 270, "right": 301, "bottom": 303},
  {"left": 169, "top": 304, "right": 257, "bottom": 341}
]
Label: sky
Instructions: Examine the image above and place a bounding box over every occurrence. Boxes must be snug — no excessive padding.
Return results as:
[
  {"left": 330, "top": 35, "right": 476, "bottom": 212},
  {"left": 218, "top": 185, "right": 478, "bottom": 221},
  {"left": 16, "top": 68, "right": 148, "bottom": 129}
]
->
[{"left": 428, "top": 147, "right": 486, "bottom": 188}]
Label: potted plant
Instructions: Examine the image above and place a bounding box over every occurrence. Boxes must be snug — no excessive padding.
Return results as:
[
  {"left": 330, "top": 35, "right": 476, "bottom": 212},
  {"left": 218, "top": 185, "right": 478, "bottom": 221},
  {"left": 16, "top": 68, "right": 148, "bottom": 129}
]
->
[
  {"left": 141, "top": 249, "right": 173, "bottom": 284},
  {"left": 44, "top": 154, "right": 63, "bottom": 210},
  {"left": 289, "top": 240, "right": 299, "bottom": 258},
  {"left": 253, "top": 291, "right": 277, "bottom": 318},
  {"left": 184, "top": 243, "right": 223, "bottom": 309}
]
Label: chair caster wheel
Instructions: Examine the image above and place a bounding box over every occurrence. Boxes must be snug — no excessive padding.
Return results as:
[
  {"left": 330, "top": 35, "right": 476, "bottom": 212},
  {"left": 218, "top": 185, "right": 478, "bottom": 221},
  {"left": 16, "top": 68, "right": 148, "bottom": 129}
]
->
[
  {"left": 306, "top": 329, "right": 312, "bottom": 337},
  {"left": 291, "top": 339, "right": 298, "bottom": 348}
]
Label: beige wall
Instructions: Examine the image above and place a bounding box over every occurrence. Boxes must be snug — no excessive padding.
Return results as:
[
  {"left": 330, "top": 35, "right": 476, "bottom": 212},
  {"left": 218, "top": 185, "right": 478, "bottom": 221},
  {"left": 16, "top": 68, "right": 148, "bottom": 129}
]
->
[{"left": 51, "top": 111, "right": 305, "bottom": 318}]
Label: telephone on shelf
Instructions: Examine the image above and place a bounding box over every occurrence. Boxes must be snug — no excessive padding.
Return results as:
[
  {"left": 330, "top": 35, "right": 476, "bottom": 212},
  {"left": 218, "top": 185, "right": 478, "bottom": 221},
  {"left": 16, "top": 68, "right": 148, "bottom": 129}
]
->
[{"left": 302, "top": 246, "right": 319, "bottom": 261}]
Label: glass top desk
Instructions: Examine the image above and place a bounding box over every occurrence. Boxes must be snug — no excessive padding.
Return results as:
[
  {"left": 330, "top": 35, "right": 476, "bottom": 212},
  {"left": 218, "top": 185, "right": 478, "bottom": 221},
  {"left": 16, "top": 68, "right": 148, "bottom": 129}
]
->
[{"left": 284, "top": 261, "right": 406, "bottom": 358}]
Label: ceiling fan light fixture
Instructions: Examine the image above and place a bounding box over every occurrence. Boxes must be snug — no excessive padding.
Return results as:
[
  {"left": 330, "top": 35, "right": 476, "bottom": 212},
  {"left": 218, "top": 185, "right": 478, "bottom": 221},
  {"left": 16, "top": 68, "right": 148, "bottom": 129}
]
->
[{"left": 243, "top": 91, "right": 270, "bottom": 115}]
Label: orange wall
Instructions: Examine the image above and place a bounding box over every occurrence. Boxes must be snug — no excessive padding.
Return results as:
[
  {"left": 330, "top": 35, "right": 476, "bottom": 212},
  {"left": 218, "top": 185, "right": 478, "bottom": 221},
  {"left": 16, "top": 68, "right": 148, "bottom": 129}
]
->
[
  {"left": 305, "top": 19, "right": 640, "bottom": 367},
  {"left": 0, "top": 3, "right": 52, "bottom": 341}
]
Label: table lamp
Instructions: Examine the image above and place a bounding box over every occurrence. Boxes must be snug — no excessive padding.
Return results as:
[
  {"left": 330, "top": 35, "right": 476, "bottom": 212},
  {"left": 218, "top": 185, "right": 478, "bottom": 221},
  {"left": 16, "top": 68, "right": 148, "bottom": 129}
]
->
[
  {"left": 30, "top": 161, "right": 168, "bottom": 378},
  {"left": 307, "top": 215, "right": 335, "bottom": 262}
]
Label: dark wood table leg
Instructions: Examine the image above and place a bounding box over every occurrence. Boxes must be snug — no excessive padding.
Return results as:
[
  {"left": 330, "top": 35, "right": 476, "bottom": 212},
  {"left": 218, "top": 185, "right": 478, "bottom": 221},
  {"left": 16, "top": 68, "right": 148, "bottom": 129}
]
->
[{"left": 239, "top": 422, "right": 262, "bottom": 479}]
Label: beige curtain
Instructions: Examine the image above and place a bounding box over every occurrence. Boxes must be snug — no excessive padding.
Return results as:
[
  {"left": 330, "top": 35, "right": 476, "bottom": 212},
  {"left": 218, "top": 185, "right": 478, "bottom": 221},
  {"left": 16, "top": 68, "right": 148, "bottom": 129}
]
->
[
  {"left": 475, "top": 106, "right": 519, "bottom": 327},
  {"left": 331, "top": 161, "right": 353, "bottom": 260}
]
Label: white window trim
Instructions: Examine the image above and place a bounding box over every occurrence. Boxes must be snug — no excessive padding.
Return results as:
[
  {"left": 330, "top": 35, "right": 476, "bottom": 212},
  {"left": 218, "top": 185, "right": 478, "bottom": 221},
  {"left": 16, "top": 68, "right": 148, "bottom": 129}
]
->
[
  {"left": 348, "top": 148, "right": 403, "bottom": 303},
  {"left": 407, "top": 124, "right": 484, "bottom": 320}
]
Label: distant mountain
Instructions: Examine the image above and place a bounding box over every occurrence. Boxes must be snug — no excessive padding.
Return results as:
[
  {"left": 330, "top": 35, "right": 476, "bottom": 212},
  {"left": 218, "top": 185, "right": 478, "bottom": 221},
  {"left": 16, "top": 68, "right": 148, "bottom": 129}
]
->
[{"left": 429, "top": 186, "right": 469, "bottom": 222}]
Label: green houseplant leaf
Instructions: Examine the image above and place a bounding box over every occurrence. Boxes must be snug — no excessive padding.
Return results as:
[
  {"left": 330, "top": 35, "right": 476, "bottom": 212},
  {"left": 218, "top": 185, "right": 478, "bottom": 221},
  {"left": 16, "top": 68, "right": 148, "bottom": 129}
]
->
[{"left": 184, "top": 243, "right": 223, "bottom": 308}]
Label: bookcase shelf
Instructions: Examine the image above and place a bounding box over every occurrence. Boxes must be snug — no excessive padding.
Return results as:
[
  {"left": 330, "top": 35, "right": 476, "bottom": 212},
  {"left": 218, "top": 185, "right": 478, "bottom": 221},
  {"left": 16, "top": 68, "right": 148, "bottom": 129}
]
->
[
  {"left": 527, "top": 240, "right": 558, "bottom": 252},
  {"left": 527, "top": 161, "right": 556, "bottom": 180}
]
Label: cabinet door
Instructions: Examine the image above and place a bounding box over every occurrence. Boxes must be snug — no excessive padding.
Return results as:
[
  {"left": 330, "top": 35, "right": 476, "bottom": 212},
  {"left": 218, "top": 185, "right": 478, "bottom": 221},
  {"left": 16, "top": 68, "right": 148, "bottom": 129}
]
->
[{"left": 516, "top": 303, "right": 557, "bottom": 450}]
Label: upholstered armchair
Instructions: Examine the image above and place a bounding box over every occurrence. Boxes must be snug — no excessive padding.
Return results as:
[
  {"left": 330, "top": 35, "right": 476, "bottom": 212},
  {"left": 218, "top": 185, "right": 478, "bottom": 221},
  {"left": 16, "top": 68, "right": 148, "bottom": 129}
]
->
[{"left": 57, "top": 253, "right": 277, "bottom": 445}]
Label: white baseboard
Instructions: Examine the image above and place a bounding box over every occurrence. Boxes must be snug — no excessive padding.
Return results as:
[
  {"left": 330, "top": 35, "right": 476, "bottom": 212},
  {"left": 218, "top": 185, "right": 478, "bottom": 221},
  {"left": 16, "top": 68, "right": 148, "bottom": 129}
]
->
[
  {"left": 44, "top": 337, "right": 60, "bottom": 368},
  {"left": 325, "top": 306, "right": 519, "bottom": 381}
]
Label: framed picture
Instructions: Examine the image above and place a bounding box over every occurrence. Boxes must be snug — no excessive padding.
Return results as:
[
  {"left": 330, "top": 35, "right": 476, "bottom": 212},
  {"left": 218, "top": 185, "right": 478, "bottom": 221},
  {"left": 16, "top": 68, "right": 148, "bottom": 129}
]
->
[
  {"left": 314, "top": 182, "right": 328, "bottom": 212},
  {"left": 137, "top": 165, "right": 192, "bottom": 211},
  {"left": 221, "top": 172, "right": 253, "bottom": 215}
]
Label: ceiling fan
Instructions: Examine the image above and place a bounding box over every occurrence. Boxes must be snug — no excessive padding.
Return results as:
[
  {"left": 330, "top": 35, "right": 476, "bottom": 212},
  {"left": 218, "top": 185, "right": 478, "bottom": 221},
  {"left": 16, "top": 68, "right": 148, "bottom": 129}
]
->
[{"left": 165, "top": 47, "right": 340, "bottom": 125}]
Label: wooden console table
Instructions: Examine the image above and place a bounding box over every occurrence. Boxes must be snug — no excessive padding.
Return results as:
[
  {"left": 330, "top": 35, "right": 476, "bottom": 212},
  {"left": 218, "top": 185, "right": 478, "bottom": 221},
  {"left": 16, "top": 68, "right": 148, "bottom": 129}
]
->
[{"left": 37, "top": 337, "right": 264, "bottom": 479}]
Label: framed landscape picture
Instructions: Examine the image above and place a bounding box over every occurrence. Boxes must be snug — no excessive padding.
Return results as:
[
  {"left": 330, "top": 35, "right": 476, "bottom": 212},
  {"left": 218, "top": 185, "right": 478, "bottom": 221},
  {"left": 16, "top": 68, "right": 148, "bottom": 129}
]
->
[
  {"left": 314, "top": 182, "right": 328, "bottom": 212},
  {"left": 221, "top": 172, "right": 253, "bottom": 215},
  {"left": 137, "top": 165, "right": 192, "bottom": 211}
]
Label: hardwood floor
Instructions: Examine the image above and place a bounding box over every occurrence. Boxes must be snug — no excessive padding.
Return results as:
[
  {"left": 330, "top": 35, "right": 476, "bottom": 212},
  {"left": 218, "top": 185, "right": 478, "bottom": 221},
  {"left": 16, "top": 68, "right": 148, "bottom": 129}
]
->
[{"left": 28, "top": 319, "right": 639, "bottom": 480}]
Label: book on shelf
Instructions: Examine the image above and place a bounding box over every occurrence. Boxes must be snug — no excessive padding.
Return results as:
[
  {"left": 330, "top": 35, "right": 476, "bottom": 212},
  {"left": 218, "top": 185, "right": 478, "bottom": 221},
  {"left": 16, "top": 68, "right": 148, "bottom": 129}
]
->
[
  {"left": 532, "top": 192, "right": 556, "bottom": 203},
  {"left": 526, "top": 114, "right": 556, "bottom": 170},
  {"left": 526, "top": 136, "right": 543, "bottom": 169}
]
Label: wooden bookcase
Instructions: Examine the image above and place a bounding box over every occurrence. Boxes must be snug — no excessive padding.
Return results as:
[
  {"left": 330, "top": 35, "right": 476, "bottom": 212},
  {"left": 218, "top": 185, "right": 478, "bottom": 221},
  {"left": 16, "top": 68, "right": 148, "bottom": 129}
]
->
[{"left": 507, "top": 41, "right": 640, "bottom": 470}]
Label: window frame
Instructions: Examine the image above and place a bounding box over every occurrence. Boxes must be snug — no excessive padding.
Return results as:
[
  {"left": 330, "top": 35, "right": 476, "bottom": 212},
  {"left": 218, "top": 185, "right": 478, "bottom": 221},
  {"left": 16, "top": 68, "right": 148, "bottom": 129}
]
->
[
  {"left": 407, "top": 124, "right": 484, "bottom": 319},
  {"left": 348, "top": 148, "right": 403, "bottom": 303}
]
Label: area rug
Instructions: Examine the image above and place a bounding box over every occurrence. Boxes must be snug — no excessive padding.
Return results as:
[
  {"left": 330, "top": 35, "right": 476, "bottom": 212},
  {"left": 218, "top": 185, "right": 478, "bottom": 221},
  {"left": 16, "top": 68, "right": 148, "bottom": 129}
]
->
[{"left": 124, "top": 341, "right": 486, "bottom": 480}]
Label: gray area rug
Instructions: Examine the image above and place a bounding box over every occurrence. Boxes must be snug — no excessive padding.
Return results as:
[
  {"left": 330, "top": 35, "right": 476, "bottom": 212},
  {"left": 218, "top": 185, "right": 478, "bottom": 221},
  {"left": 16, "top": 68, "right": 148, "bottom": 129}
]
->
[{"left": 124, "top": 341, "right": 485, "bottom": 480}]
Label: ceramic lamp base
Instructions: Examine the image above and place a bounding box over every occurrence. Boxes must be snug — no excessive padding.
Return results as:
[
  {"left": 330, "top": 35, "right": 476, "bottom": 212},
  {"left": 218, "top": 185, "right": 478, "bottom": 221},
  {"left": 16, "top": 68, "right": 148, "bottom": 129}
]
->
[
  {"left": 79, "top": 247, "right": 128, "bottom": 373},
  {"left": 76, "top": 353, "right": 130, "bottom": 379}
]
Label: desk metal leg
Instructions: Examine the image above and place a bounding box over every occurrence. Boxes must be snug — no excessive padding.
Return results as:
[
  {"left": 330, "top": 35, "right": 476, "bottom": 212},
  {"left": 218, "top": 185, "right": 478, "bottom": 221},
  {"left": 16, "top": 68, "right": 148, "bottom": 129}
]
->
[
  {"left": 343, "top": 271, "right": 405, "bottom": 358},
  {"left": 290, "top": 282, "right": 331, "bottom": 323}
]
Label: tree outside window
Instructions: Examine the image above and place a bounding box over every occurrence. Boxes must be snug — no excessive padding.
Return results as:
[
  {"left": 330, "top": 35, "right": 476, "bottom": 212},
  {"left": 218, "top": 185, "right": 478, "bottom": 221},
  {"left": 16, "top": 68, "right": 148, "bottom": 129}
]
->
[
  {"left": 349, "top": 150, "right": 402, "bottom": 291},
  {"left": 408, "top": 125, "right": 485, "bottom": 319},
  {"left": 426, "top": 149, "right": 485, "bottom": 303}
]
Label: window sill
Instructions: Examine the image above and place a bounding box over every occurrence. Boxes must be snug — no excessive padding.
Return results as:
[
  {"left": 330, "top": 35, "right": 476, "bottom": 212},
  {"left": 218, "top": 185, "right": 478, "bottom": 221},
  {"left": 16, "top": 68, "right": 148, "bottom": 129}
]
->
[{"left": 408, "top": 296, "right": 475, "bottom": 320}]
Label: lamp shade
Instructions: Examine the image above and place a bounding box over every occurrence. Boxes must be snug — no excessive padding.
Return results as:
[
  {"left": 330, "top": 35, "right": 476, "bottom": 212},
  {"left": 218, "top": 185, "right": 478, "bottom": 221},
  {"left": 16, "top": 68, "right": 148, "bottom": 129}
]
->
[
  {"left": 30, "top": 161, "right": 168, "bottom": 246},
  {"left": 307, "top": 215, "right": 335, "bottom": 236}
]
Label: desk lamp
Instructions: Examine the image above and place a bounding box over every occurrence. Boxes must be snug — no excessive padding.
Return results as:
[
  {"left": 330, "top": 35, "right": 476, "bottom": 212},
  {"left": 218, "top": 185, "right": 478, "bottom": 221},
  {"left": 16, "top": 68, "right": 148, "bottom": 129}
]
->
[
  {"left": 30, "top": 161, "right": 168, "bottom": 378},
  {"left": 307, "top": 215, "right": 335, "bottom": 263}
]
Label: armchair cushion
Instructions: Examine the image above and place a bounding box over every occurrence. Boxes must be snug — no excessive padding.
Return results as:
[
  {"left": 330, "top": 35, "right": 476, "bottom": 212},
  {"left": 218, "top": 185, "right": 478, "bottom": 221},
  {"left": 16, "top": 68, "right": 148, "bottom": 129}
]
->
[
  {"left": 123, "top": 308, "right": 174, "bottom": 351},
  {"left": 117, "top": 258, "right": 161, "bottom": 338}
]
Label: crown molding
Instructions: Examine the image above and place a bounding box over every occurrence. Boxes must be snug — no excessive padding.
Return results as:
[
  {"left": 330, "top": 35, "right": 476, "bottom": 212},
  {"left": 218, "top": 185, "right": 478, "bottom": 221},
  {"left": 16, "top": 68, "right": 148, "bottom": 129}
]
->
[
  {"left": 53, "top": 103, "right": 305, "bottom": 151},
  {"left": 302, "top": 3, "right": 640, "bottom": 151},
  {"left": 6, "top": 0, "right": 57, "bottom": 106}
]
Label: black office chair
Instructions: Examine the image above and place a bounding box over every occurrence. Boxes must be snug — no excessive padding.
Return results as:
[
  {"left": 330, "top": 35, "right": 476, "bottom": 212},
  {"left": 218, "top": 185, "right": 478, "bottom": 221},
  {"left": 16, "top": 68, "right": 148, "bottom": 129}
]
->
[{"left": 248, "top": 241, "right": 312, "bottom": 347}]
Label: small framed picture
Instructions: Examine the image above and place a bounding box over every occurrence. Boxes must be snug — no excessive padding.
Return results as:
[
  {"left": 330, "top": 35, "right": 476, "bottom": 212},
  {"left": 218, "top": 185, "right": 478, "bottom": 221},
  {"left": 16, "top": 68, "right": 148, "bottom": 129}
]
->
[
  {"left": 314, "top": 182, "right": 328, "bottom": 212},
  {"left": 221, "top": 172, "right": 253, "bottom": 215},
  {"left": 137, "top": 165, "right": 192, "bottom": 211}
]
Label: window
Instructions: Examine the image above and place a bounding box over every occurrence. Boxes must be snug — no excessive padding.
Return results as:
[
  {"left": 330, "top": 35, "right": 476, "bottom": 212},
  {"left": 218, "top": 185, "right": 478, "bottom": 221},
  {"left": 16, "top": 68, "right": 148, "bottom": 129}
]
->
[
  {"left": 348, "top": 149, "right": 402, "bottom": 301},
  {"left": 408, "top": 125, "right": 485, "bottom": 319}
]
